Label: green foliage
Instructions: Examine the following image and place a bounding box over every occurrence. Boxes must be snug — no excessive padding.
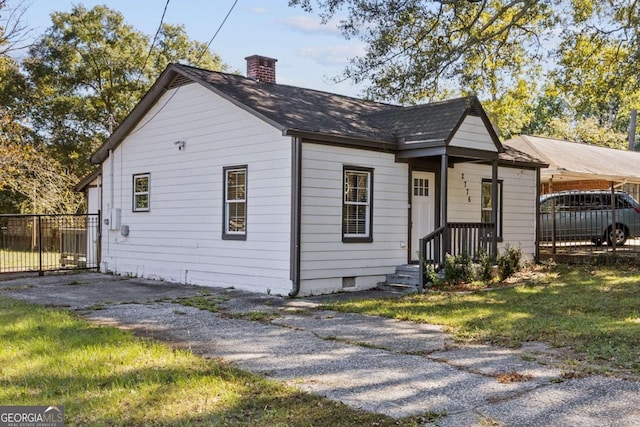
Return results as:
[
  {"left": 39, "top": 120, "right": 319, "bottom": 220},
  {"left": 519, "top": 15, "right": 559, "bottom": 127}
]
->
[
  {"left": 478, "top": 250, "right": 496, "bottom": 283},
  {"left": 497, "top": 245, "right": 522, "bottom": 281},
  {"left": 290, "top": 1, "right": 640, "bottom": 144},
  {"left": 0, "top": 4, "right": 229, "bottom": 212},
  {"left": 444, "top": 252, "right": 473, "bottom": 285}
]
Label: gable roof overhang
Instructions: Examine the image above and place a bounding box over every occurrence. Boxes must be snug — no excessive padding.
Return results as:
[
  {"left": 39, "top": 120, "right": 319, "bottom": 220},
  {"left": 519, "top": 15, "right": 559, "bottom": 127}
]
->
[
  {"left": 392, "top": 97, "right": 504, "bottom": 162},
  {"left": 74, "top": 167, "right": 102, "bottom": 192}
]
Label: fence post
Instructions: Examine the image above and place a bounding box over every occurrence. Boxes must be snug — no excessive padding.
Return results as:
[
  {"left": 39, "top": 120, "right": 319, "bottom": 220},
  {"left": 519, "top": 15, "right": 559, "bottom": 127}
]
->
[{"left": 38, "top": 215, "right": 43, "bottom": 276}]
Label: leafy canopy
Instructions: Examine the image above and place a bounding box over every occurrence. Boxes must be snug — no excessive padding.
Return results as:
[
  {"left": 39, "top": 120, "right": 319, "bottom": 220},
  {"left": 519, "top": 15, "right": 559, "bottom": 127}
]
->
[{"left": 290, "top": 0, "right": 640, "bottom": 144}]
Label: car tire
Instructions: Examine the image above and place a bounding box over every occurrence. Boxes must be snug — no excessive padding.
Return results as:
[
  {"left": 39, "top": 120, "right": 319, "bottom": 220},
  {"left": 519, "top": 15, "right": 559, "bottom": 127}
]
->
[{"left": 605, "top": 225, "right": 627, "bottom": 246}]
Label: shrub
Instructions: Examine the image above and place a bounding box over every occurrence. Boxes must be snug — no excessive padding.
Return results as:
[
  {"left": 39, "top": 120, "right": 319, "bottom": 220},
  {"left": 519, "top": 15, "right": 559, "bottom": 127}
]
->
[
  {"left": 478, "top": 250, "right": 496, "bottom": 283},
  {"left": 497, "top": 245, "right": 522, "bottom": 280},
  {"left": 444, "top": 252, "right": 473, "bottom": 284}
]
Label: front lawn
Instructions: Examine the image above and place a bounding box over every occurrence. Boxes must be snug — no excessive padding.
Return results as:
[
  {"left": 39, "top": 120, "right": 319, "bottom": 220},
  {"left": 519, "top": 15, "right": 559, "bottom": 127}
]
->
[
  {"left": 321, "top": 265, "right": 640, "bottom": 376},
  {"left": 0, "top": 297, "right": 425, "bottom": 426}
]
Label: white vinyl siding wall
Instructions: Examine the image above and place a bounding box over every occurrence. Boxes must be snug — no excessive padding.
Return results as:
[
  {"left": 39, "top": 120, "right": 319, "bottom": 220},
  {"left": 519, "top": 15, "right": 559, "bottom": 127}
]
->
[
  {"left": 449, "top": 116, "right": 498, "bottom": 152},
  {"left": 100, "top": 83, "right": 293, "bottom": 295},
  {"left": 447, "top": 163, "right": 537, "bottom": 260},
  {"left": 299, "top": 142, "right": 408, "bottom": 296}
]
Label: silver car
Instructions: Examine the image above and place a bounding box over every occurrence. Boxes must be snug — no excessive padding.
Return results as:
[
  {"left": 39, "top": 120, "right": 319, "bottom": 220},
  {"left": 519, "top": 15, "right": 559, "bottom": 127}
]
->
[{"left": 539, "top": 190, "right": 640, "bottom": 246}]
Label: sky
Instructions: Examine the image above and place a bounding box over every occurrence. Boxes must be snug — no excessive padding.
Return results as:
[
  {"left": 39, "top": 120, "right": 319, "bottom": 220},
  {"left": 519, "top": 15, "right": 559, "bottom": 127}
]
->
[{"left": 11, "top": 0, "right": 366, "bottom": 97}]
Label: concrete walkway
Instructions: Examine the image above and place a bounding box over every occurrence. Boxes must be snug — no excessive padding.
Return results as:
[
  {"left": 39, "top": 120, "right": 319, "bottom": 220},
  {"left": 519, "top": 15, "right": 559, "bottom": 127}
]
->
[{"left": 1, "top": 272, "right": 639, "bottom": 426}]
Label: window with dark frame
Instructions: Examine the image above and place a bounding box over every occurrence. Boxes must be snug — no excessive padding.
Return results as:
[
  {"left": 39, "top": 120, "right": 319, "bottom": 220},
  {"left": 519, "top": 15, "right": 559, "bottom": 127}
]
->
[
  {"left": 223, "top": 166, "right": 247, "bottom": 240},
  {"left": 133, "top": 173, "right": 150, "bottom": 212},
  {"left": 343, "top": 167, "right": 373, "bottom": 242},
  {"left": 481, "top": 179, "right": 503, "bottom": 239}
]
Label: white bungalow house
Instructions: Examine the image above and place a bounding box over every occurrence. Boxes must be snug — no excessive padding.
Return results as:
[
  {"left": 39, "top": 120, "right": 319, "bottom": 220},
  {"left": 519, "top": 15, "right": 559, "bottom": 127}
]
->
[{"left": 78, "top": 55, "right": 546, "bottom": 296}]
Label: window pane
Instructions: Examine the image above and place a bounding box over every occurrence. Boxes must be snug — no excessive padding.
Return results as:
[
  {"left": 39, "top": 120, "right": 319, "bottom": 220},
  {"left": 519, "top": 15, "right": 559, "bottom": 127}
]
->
[
  {"left": 227, "top": 170, "right": 246, "bottom": 201},
  {"left": 135, "top": 176, "right": 149, "bottom": 193},
  {"left": 345, "top": 171, "right": 368, "bottom": 203},
  {"left": 228, "top": 202, "right": 246, "bottom": 232},
  {"left": 343, "top": 205, "right": 367, "bottom": 235},
  {"left": 135, "top": 194, "right": 148, "bottom": 210},
  {"left": 481, "top": 182, "right": 491, "bottom": 208}
]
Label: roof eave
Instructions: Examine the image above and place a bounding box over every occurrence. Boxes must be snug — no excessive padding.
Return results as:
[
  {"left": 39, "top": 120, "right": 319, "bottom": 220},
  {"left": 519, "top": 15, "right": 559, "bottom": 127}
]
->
[
  {"left": 284, "top": 129, "right": 397, "bottom": 151},
  {"left": 74, "top": 167, "right": 102, "bottom": 192}
]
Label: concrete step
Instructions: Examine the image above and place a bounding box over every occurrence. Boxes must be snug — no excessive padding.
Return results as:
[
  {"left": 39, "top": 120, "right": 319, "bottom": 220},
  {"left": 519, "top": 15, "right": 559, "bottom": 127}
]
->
[{"left": 386, "top": 264, "right": 420, "bottom": 287}]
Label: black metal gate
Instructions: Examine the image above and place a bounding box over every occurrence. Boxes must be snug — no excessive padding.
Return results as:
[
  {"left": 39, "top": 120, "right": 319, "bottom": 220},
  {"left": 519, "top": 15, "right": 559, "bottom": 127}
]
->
[{"left": 0, "top": 214, "right": 100, "bottom": 275}]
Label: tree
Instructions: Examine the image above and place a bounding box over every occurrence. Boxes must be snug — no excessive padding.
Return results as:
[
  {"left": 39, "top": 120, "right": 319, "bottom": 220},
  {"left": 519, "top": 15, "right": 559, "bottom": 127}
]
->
[
  {"left": 290, "top": 0, "right": 555, "bottom": 104},
  {"left": 289, "top": 0, "right": 640, "bottom": 146},
  {"left": 0, "top": 0, "right": 32, "bottom": 55},
  {"left": 0, "top": 3, "right": 228, "bottom": 213},
  {"left": 22, "top": 4, "right": 228, "bottom": 178}
]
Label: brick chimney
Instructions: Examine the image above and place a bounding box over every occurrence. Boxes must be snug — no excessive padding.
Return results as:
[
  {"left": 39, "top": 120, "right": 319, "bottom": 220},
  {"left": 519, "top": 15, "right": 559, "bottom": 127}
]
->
[{"left": 245, "top": 55, "right": 277, "bottom": 83}]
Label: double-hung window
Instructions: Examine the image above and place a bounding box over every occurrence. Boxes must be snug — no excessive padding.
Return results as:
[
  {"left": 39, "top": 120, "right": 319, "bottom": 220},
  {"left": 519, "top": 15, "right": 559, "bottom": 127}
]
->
[
  {"left": 481, "top": 179, "right": 503, "bottom": 239},
  {"left": 133, "top": 173, "right": 150, "bottom": 212},
  {"left": 343, "top": 167, "right": 373, "bottom": 242},
  {"left": 223, "top": 166, "right": 247, "bottom": 240}
]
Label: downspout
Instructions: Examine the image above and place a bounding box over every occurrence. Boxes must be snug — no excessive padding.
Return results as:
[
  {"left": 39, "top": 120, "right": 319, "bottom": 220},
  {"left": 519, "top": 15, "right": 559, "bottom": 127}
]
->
[{"left": 289, "top": 137, "right": 302, "bottom": 297}]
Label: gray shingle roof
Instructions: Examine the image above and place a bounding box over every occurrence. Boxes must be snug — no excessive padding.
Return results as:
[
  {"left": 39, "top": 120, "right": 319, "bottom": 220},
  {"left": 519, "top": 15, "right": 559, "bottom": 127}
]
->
[
  {"left": 177, "top": 65, "right": 399, "bottom": 142},
  {"left": 175, "top": 64, "right": 493, "bottom": 146},
  {"left": 90, "top": 63, "right": 544, "bottom": 168}
]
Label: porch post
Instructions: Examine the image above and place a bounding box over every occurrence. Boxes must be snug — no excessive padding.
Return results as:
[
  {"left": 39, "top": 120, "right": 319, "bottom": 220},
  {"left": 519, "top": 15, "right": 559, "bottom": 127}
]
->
[
  {"left": 440, "top": 154, "right": 448, "bottom": 257},
  {"left": 491, "top": 160, "right": 499, "bottom": 258}
]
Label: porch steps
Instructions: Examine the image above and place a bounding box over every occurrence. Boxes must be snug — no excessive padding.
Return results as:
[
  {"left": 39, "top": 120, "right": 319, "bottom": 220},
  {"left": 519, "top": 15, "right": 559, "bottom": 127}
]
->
[{"left": 385, "top": 264, "right": 421, "bottom": 287}]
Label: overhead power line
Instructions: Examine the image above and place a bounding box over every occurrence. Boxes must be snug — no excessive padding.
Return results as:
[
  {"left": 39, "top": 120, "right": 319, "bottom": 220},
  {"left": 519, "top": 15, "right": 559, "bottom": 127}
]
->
[{"left": 195, "top": 0, "right": 239, "bottom": 66}]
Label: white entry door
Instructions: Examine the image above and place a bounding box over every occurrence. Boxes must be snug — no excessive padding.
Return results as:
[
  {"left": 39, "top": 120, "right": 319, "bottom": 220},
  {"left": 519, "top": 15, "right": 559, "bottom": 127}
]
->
[{"left": 411, "top": 171, "right": 435, "bottom": 262}]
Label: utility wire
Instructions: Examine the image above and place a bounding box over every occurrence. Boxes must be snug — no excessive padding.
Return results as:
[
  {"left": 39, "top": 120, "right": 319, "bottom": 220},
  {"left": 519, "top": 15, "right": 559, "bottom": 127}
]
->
[
  {"left": 194, "top": 0, "right": 238, "bottom": 66},
  {"left": 118, "top": 0, "right": 171, "bottom": 129},
  {"left": 141, "top": 0, "right": 171, "bottom": 73}
]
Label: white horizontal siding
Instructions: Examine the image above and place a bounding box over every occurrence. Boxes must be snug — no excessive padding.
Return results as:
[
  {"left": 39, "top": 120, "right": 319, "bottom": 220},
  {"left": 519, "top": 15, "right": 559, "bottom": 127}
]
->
[
  {"left": 450, "top": 116, "right": 497, "bottom": 152},
  {"left": 299, "top": 142, "right": 408, "bottom": 295},
  {"left": 447, "top": 163, "right": 537, "bottom": 260},
  {"left": 100, "top": 83, "right": 293, "bottom": 295}
]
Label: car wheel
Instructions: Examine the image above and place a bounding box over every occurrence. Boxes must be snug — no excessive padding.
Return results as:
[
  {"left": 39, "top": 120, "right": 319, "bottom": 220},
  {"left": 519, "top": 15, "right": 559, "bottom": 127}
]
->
[{"left": 606, "top": 225, "right": 627, "bottom": 246}]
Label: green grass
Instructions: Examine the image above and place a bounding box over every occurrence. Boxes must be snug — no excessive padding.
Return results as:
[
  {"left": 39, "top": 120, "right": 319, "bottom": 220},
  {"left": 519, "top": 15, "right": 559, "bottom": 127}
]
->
[
  {"left": 0, "top": 249, "right": 62, "bottom": 272},
  {"left": 321, "top": 265, "right": 640, "bottom": 375},
  {"left": 0, "top": 296, "right": 426, "bottom": 426}
]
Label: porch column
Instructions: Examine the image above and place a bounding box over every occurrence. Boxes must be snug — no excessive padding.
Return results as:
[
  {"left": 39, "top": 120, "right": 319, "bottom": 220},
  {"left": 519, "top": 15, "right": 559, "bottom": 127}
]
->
[
  {"left": 440, "top": 154, "right": 448, "bottom": 227},
  {"left": 440, "top": 154, "right": 448, "bottom": 258},
  {"left": 491, "top": 159, "right": 499, "bottom": 257}
]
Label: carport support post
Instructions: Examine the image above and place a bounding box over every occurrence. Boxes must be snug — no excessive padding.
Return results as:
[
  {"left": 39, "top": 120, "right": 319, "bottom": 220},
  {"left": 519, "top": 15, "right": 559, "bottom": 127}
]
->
[
  {"left": 611, "top": 182, "right": 616, "bottom": 258},
  {"left": 550, "top": 176, "right": 556, "bottom": 255}
]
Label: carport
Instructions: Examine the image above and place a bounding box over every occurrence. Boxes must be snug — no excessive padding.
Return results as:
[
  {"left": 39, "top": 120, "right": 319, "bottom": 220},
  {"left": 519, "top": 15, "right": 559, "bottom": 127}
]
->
[{"left": 504, "top": 136, "right": 640, "bottom": 259}]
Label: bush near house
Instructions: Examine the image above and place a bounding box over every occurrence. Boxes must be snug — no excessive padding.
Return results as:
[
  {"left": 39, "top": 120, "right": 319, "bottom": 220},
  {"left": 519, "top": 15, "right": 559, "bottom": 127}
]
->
[{"left": 443, "top": 246, "right": 523, "bottom": 286}]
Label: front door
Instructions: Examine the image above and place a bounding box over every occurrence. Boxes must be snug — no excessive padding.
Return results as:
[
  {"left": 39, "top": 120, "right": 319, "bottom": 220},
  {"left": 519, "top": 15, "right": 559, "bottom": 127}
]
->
[{"left": 411, "top": 171, "right": 435, "bottom": 262}]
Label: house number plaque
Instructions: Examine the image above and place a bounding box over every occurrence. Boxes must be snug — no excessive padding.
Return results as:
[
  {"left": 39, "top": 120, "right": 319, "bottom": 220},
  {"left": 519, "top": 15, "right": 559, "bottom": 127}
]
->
[{"left": 461, "top": 173, "right": 471, "bottom": 203}]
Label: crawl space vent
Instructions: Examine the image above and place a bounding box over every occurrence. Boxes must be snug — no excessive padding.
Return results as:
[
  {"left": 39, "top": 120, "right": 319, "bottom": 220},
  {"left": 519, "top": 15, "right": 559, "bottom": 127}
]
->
[{"left": 342, "top": 277, "right": 356, "bottom": 288}]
